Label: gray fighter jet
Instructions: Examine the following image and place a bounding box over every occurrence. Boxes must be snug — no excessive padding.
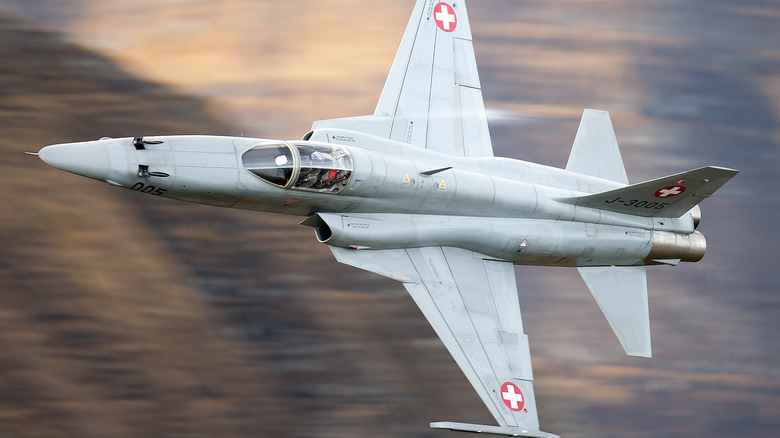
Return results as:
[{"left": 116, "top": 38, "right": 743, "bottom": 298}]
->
[{"left": 35, "top": 1, "right": 738, "bottom": 437}]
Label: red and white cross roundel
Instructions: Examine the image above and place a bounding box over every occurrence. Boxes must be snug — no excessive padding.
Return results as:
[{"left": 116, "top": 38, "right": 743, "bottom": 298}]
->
[
  {"left": 654, "top": 185, "right": 686, "bottom": 198},
  {"left": 434, "top": 2, "right": 457, "bottom": 32},
  {"left": 500, "top": 382, "right": 525, "bottom": 412}
]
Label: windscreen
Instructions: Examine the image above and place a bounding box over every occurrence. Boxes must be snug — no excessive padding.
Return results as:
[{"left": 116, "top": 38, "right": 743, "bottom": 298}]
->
[{"left": 242, "top": 143, "right": 294, "bottom": 187}]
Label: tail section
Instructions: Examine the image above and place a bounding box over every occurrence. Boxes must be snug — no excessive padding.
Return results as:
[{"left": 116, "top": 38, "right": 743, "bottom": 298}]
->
[
  {"left": 563, "top": 108, "right": 739, "bottom": 218},
  {"left": 560, "top": 166, "right": 739, "bottom": 218},
  {"left": 565, "top": 109, "right": 738, "bottom": 357}
]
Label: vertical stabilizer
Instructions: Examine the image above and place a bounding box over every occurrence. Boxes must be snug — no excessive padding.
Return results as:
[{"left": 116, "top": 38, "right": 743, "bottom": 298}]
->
[
  {"left": 577, "top": 266, "right": 651, "bottom": 357},
  {"left": 566, "top": 109, "right": 628, "bottom": 185}
]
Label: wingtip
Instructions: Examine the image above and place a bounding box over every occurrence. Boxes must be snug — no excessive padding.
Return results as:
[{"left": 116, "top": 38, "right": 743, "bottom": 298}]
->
[
  {"left": 431, "top": 421, "right": 559, "bottom": 438},
  {"left": 627, "top": 349, "right": 653, "bottom": 359},
  {"left": 704, "top": 165, "right": 740, "bottom": 175}
]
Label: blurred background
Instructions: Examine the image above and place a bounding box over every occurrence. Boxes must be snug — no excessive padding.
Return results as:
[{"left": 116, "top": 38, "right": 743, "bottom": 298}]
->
[{"left": 1, "top": 1, "right": 778, "bottom": 437}]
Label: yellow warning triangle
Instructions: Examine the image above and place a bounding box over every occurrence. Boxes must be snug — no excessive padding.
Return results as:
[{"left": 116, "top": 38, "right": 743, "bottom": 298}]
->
[
  {"left": 403, "top": 174, "right": 410, "bottom": 183},
  {"left": 439, "top": 180, "right": 446, "bottom": 189}
]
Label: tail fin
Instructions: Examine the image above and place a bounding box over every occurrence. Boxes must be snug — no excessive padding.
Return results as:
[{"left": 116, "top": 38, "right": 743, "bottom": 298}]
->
[
  {"left": 563, "top": 109, "right": 739, "bottom": 218},
  {"left": 560, "top": 166, "right": 739, "bottom": 218},
  {"left": 566, "top": 109, "right": 628, "bottom": 184},
  {"left": 578, "top": 266, "right": 651, "bottom": 357}
]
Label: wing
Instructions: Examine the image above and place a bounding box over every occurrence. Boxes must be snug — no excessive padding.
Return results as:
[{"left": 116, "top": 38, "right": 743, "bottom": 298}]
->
[
  {"left": 312, "top": 0, "right": 493, "bottom": 157},
  {"left": 331, "top": 246, "right": 558, "bottom": 438}
]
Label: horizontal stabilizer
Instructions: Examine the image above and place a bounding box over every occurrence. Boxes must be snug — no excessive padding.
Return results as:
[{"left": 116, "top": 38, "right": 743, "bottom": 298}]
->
[
  {"left": 578, "top": 266, "right": 651, "bottom": 357},
  {"left": 559, "top": 166, "right": 739, "bottom": 218},
  {"left": 431, "top": 421, "right": 560, "bottom": 438}
]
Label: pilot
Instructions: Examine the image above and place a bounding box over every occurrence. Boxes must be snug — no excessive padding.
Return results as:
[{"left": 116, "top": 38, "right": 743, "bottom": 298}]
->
[{"left": 297, "top": 167, "right": 320, "bottom": 188}]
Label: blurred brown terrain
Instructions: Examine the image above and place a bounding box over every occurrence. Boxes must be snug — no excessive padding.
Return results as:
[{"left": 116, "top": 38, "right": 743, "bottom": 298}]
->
[
  {"left": 0, "top": 13, "right": 484, "bottom": 438},
  {"left": 1, "top": 1, "right": 779, "bottom": 438}
]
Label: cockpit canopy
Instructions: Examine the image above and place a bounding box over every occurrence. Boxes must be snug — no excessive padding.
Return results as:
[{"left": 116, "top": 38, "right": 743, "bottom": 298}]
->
[
  {"left": 242, "top": 141, "right": 353, "bottom": 193},
  {"left": 242, "top": 143, "right": 294, "bottom": 186}
]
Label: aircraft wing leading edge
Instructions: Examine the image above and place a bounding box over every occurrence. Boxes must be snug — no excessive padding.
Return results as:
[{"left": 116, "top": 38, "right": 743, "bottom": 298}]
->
[
  {"left": 312, "top": 0, "right": 493, "bottom": 158},
  {"left": 331, "top": 246, "right": 559, "bottom": 438}
]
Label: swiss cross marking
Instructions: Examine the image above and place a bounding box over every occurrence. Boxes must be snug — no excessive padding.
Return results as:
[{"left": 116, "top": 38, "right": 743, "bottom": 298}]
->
[
  {"left": 654, "top": 185, "right": 686, "bottom": 198},
  {"left": 434, "top": 3, "right": 457, "bottom": 32},
  {"left": 500, "top": 382, "right": 525, "bottom": 412}
]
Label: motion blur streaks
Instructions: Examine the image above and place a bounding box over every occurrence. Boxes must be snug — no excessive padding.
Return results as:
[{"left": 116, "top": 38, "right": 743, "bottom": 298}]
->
[{"left": 1, "top": 1, "right": 778, "bottom": 437}]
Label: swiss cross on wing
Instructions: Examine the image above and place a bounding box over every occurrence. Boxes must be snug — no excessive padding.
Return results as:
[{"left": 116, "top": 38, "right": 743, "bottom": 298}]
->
[
  {"left": 433, "top": 2, "right": 457, "bottom": 32},
  {"left": 500, "top": 381, "right": 525, "bottom": 412}
]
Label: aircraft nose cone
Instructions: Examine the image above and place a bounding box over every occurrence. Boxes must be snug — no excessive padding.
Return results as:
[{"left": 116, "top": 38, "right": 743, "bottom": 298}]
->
[{"left": 39, "top": 141, "right": 110, "bottom": 181}]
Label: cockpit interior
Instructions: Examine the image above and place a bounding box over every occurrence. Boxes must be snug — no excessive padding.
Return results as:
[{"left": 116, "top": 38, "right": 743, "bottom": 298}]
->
[{"left": 242, "top": 142, "right": 353, "bottom": 193}]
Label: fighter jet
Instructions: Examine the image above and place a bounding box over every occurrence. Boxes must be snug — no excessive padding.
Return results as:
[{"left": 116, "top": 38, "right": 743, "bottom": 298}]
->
[{"left": 35, "top": 1, "right": 737, "bottom": 437}]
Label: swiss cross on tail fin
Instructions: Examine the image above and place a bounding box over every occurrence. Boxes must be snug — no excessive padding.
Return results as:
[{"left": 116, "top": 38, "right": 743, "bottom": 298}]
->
[{"left": 558, "top": 166, "right": 739, "bottom": 218}]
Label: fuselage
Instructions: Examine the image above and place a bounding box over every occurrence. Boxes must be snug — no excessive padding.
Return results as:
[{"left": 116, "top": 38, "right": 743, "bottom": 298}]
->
[{"left": 38, "top": 131, "right": 704, "bottom": 267}]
